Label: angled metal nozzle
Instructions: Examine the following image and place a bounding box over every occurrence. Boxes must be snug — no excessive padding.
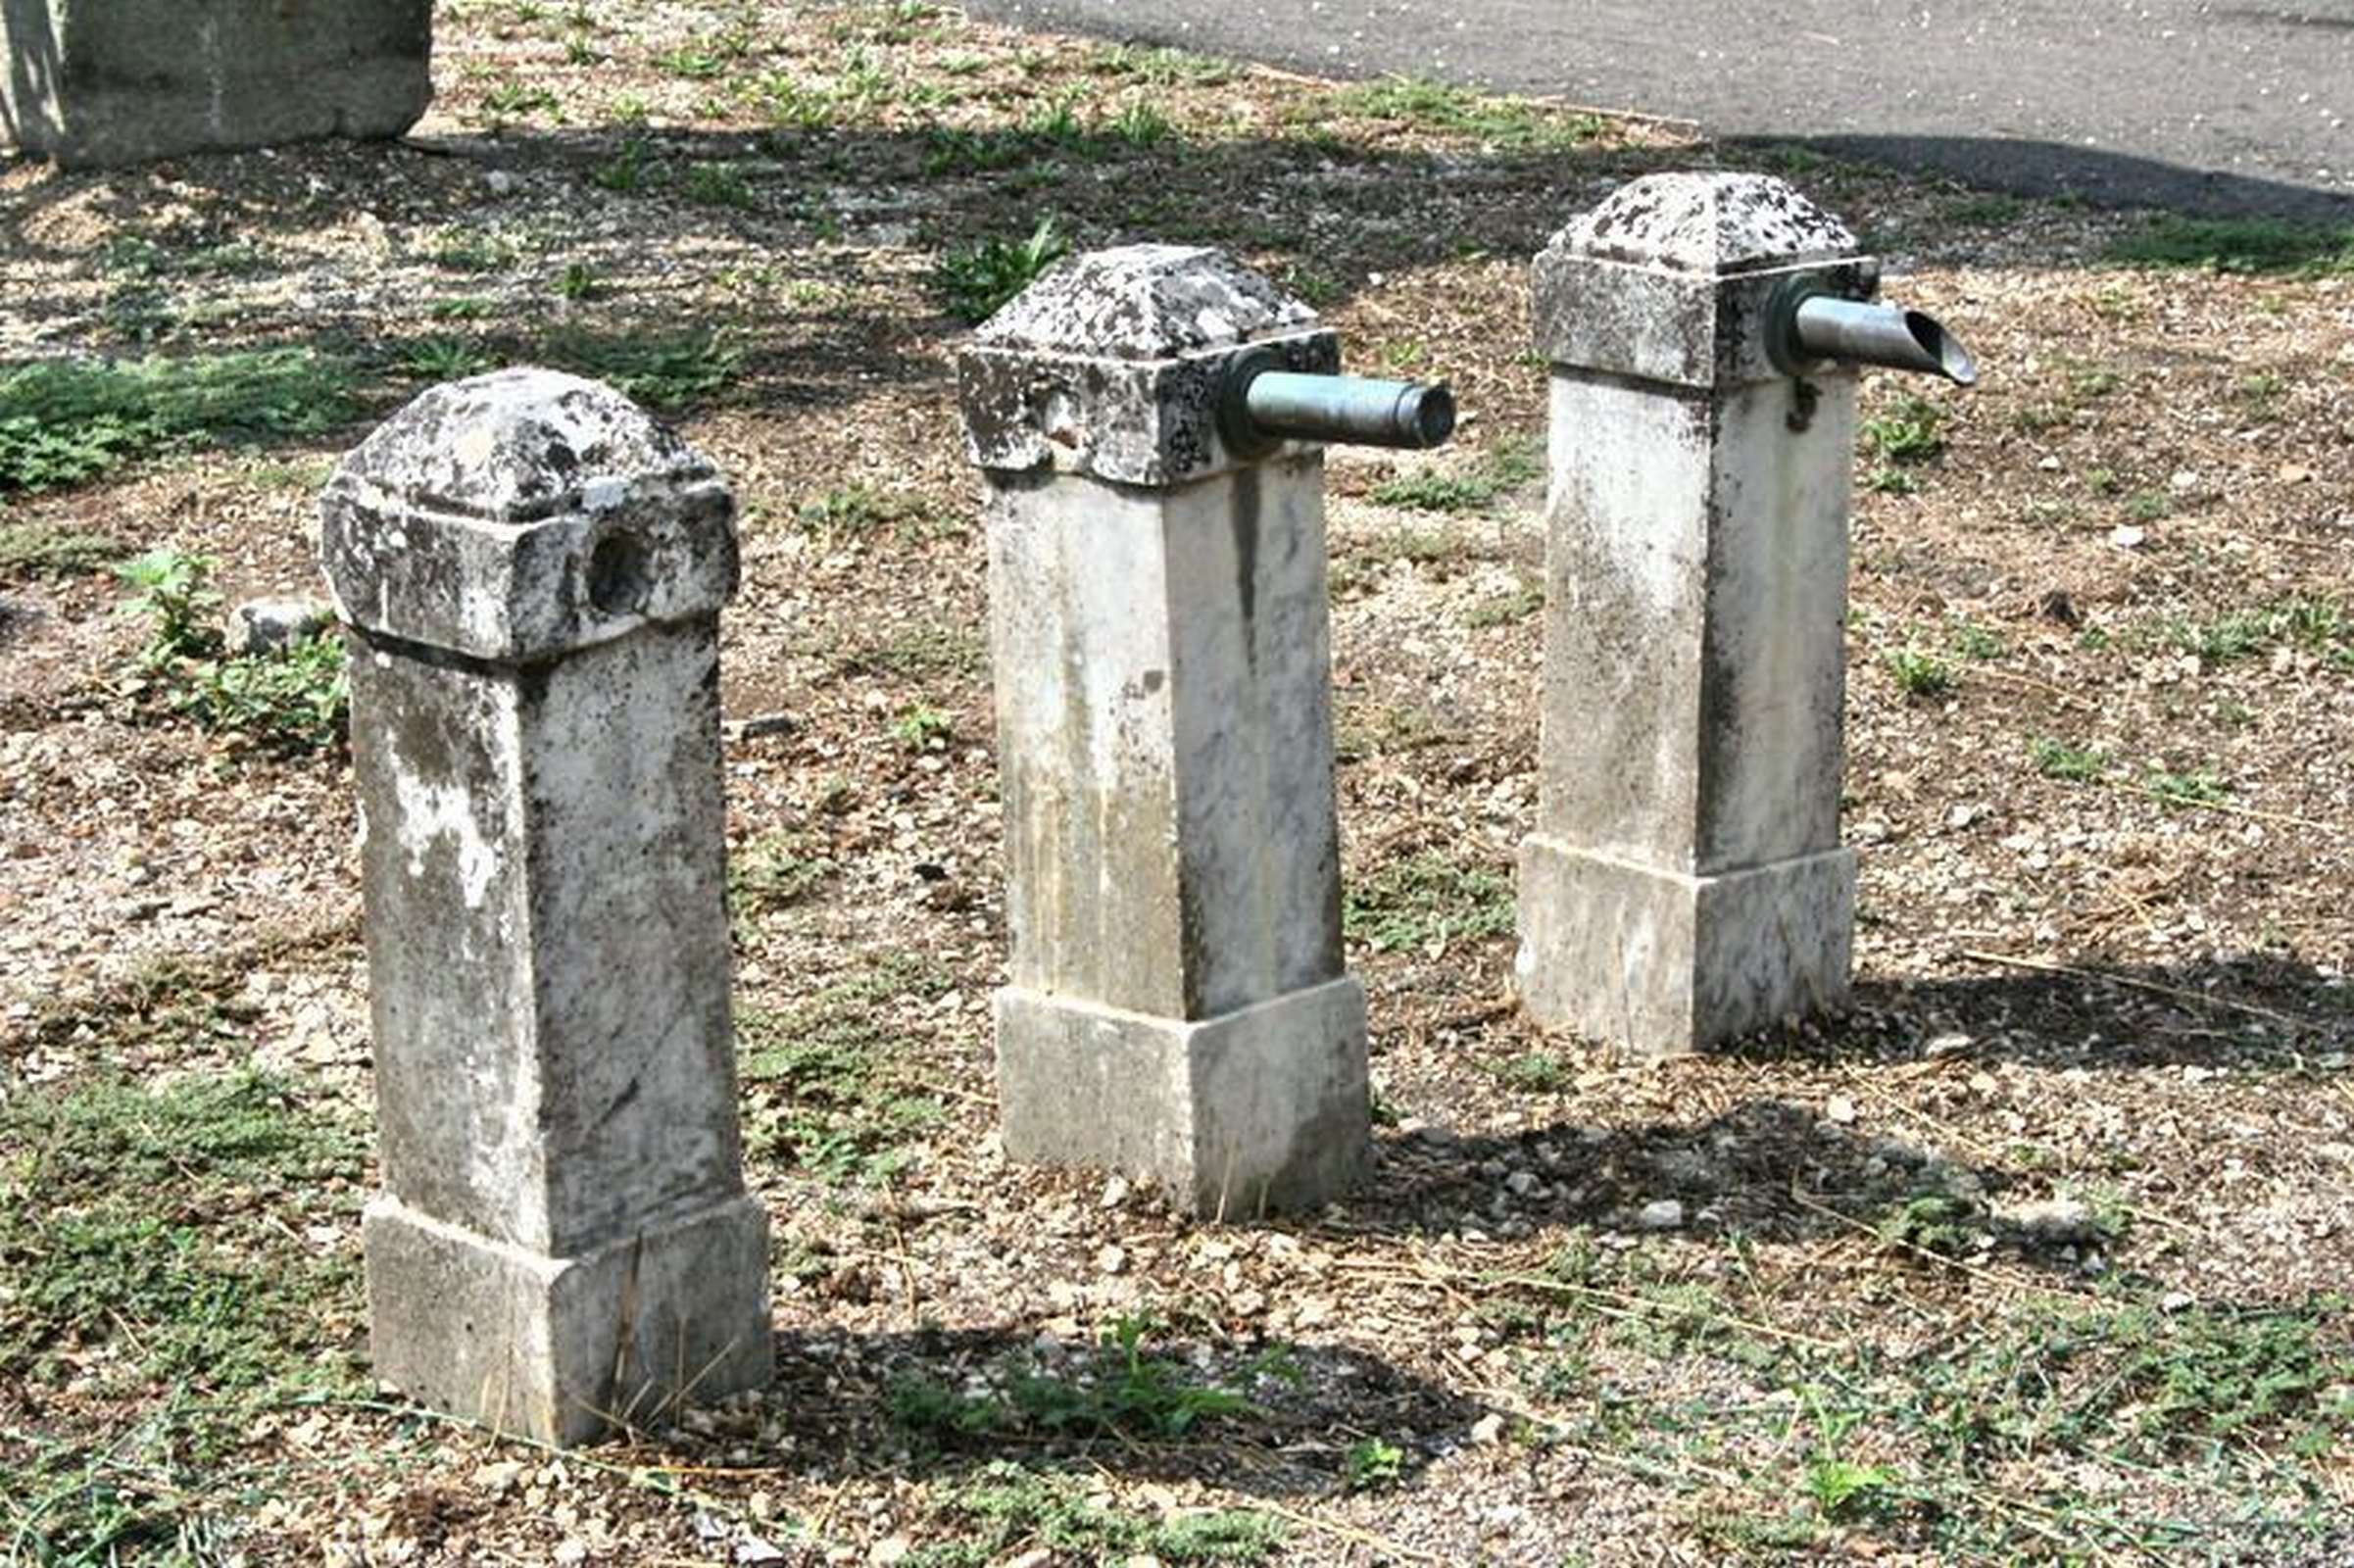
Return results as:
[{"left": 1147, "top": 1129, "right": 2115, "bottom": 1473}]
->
[
  {"left": 1219, "top": 347, "right": 1457, "bottom": 457},
  {"left": 1769, "top": 276, "right": 1979, "bottom": 386}
]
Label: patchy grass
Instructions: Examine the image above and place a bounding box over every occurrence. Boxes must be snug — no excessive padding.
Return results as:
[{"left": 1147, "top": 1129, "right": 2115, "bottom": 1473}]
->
[
  {"left": 891, "top": 1316, "right": 1264, "bottom": 1450},
  {"left": 1344, "top": 851, "right": 1515, "bottom": 954},
  {"left": 1370, "top": 434, "right": 1541, "bottom": 514},
  {"left": 2108, "top": 216, "right": 2354, "bottom": 276},
  {"left": 736, "top": 953, "right": 954, "bottom": 1187},
  {"left": 0, "top": 1069, "right": 368, "bottom": 1560},
  {"left": 0, "top": 350, "right": 359, "bottom": 496},
  {"left": 0, "top": 521, "right": 123, "bottom": 580},
  {"left": 906, "top": 1461, "right": 1282, "bottom": 1566},
  {"left": 1329, "top": 75, "right": 1605, "bottom": 149}
]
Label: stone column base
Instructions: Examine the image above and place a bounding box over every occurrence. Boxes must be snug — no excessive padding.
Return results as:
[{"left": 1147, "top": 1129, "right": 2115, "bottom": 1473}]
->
[
  {"left": 996, "top": 977, "right": 1370, "bottom": 1218},
  {"left": 364, "top": 1194, "right": 772, "bottom": 1446},
  {"left": 1515, "top": 838, "right": 1856, "bottom": 1056}
]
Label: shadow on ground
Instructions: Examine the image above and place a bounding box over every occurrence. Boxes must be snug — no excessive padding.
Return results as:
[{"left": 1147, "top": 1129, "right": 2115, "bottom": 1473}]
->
[
  {"left": 1336, "top": 1098, "right": 2095, "bottom": 1266},
  {"left": 748, "top": 1321, "right": 1481, "bottom": 1496},
  {"left": 1778, "top": 134, "right": 2354, "bottom": 224},
  {"left": 1805, "top": 951, "right": 2354, "bottom": 1071}
]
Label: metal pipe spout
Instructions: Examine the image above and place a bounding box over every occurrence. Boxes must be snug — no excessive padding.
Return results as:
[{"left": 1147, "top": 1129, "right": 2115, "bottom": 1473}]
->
[
  {"left": 1770, "top": 277, "right": 1978, "bottom": 386},
  {"left": 1220, "top": 348, "right": 1456, "bottom": 456}
]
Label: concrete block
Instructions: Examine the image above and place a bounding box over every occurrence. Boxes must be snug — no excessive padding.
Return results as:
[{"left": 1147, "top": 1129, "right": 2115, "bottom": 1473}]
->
[
  {"left": 325, "top": 368, "right": 769, "bottom": 1445},
  {"left": 960, "top": 246, "right": 1370, "bottom": 1214},
  {"left": 1, "top": 0, "right": 433, "bottom": 169},
  {"left": 1516, "top": 838, "right": 1856, "bottom": 1053},
  {"left": 996, "top": 978, "right": 1369, "bottom": 1219},
  {"left": 1520, "top": 173, "right": 1869, "bottom": 1055}
]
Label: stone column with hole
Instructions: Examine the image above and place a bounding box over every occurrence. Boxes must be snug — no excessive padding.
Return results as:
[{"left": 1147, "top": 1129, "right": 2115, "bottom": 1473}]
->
[
  {"left": 958, "top": 246, "right": 1369, "bottom": 1218},
  {"left": 320, "top": 368, "right": 771, "bottom": 1446},
  {"left": 1516, "top": 173, "right": 1871, "bottom": 1055}
]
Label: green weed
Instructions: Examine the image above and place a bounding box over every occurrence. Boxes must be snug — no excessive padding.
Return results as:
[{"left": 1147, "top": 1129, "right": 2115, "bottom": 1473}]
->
[
  {"left": 1489, "top": 1050, "right": 1571, "bottom": 1094},
  {"left": 1886, "top": 646, "right": 1955, "bottom": 701},
  {"left": 592, "top": 135, "right": 659, "bottom": 191},
  {"left": 1343, "top": 1437, "right": 1406, "bottom": 1493},
  {"left": 2159, "top": 597, "right": 2352, "bottom": 668},
  {"left": 730, "top": 830, "right": 834, "bottom": 919},
  {"left": 1091, "top": 43, "right": 1236, "bottom": 86},
  {"left": 2144, "top": 767, "right": 2231, "bottom": 808},
  {"left": 907, "top": 1462, "right": 1280, "bottom": 1567},
  {"left": 548, "top": 328, "right": 740, "bottom": 411},
  {"left": 795, "top": 483, "right": 941, "bottom": 544},
  {"left": 2031, "top": 737, "right": 2107, "bottom": 782},
  {"left": 1862, "top": 395, "right": 1946, "bottom": 465},
  {"left": 117, "top": 553, "right": 348, "bottom": 752},
  {"left": 398, "top": 336, "right": 496, "bottom": 381},
  {"left": 937, "top": 217, "right": 1069, "bottom": 324},
  {"left": 1463, "top": 574, "right": 1545, "bottom": 629},
  {"left": 891, "top": 705, "right": 954, "bottom": 751},
  {"left": 683, "top": 161, "right": 758, "bottom": 210},
  {"left": 116, "top": 549, "right": 222, "bottom": 665},
  {"left": 836, "top": 622, "right": 987, "bottom": 682}
]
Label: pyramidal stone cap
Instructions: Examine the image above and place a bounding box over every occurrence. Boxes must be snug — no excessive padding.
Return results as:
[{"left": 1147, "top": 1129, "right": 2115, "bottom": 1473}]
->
[
  {"left": 1557, "top": 172, "right": 1859, "bottom": 275},
  {"left": 958, "top": 244, "right": 1341, "bottom": 487},
  {"left": 1533, "top": 172, "right": 1878, "bottom": 389},
  {"left": 320, "top": 368, "right": 738, "bottom": 663}
]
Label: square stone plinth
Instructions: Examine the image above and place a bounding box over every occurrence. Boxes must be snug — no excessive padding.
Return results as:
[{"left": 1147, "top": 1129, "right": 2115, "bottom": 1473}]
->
[
  {"left": 1516, "top": 839, "right": 1856, "bottom": 1056},
  {"left": 2, "top": 0, "right": 433, "bottom": 169},
  {"left": 996, "top": 978, "right": 1369, "bottom": 1218},
  {"left": 364, "top": 1194, "right": 772, "bottom": 1446}
]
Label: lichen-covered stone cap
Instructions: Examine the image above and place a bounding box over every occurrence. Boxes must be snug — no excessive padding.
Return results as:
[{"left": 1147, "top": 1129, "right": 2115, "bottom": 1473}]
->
[
  {"left": 975, "top": 244, "right": 1321, "bottom": 360},
  {"left": 329, "top": 368, "right": 714, "bottom": 520},
  {"left": 1548, "top": 172, "right": 1857, "bottom": 276},
  {"left": 960, "top": 245, "right": 1338, "bottom": 485},
  {"left": 319, "top": 368, "right": 738, "bottom": 662}
]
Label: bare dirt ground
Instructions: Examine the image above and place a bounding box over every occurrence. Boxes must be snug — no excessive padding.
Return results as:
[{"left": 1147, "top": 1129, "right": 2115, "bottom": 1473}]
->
[{"left": 3, "top": 3, "right": 2352, "bottom": 1565}]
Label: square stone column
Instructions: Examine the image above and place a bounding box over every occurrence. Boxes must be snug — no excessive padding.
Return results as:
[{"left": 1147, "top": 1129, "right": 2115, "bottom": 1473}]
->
[
  {"left": 320, "top": 368, "right": 770, "bottom": 1446},
  {"left": 958, "top": 246, "right": 1370, "bottom": 1217},
  {"left": 2, "top": 0, "right": 432, "bottom": 169},
  {"left": 1516, "top": 173, "right": 1872, "bottom": 1055}
]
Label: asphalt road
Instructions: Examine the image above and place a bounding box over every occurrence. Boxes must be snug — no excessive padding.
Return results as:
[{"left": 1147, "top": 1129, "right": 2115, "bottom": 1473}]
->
[{"left": 967, "top": 0, "right": 2354, "bottom": 219}]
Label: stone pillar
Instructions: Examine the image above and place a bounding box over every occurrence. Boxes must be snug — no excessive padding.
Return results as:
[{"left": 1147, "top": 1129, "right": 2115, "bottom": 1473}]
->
[
  {"left": 1, "top": 0, "right": 432, "bottom": 169},
  {"left": 957, "top": 246, "right": 1369, "bottom": 1218},
  {"left": 320, "top": 368, "right": 770, "bottom": 1446},
  {"left": 1516, "top": 173, "right": 1869, "bottom": 1055}
]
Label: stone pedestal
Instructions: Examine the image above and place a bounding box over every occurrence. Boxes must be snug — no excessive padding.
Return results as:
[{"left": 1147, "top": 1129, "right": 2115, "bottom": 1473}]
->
[
  {"left": 1516, "top": 174, "right": 1868, "bottom": 1055},
  {"left": 958, "top": 246, "right": 1369, "bottom": 1217},
  {"left": 1, "top": 0, "right": 432, "bottom": 169},
  {"left": 320, "top": 368, "right": 770, "bottom": 1446}
]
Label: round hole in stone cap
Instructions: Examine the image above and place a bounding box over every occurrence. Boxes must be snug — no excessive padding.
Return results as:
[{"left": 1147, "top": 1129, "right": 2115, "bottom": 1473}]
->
[{"left": 587, "top": 530, "right": 653, "bottom": 616}]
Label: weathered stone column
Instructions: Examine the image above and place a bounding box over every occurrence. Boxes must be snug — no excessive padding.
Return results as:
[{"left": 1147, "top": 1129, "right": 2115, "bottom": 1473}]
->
[
  {"left": 320, "top": 368, "right": 770, "bottom": 1446},
  {"left": 1516, "top": 173, "right": 1868, "bottom": 1055},
  {"left": 1, "top": 0, "right": 431, "bottom": 169},
  {"left": 958, "top": 246, "right": 1369, "bottom": 1218}
]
